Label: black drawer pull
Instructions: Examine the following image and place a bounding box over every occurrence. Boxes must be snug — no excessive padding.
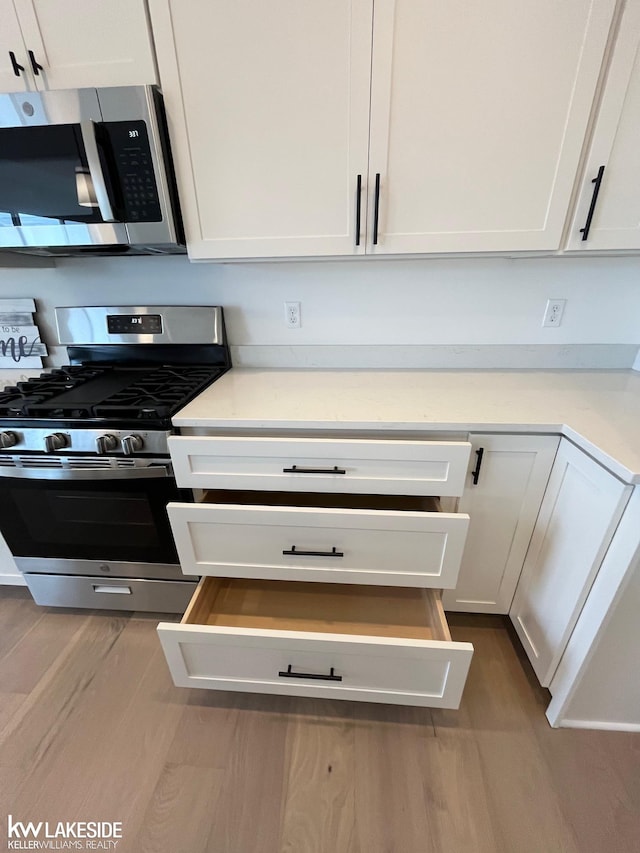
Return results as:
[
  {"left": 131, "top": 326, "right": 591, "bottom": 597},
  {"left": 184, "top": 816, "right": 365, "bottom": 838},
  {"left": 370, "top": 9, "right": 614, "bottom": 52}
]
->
[
  {"left": 29, "top": 50, "right": 43, "bottom": 75},
  {"left": 579, "top": 165, "right": 605, "bottom": 241},
  {"left": 355, "top": 173, "right": 362, "bottom": 246},
  {"left": 373, "top": 172, "right": 381, "bottom": 245},
  {"left": 9, "top": 51, "right": 24, "bottom": 76},
  {"left": 278, "top": 664, "right": 342, "bottom": 682},
  {"left": 471, "top": 447, "right": 484, "bottom": 485},
  {"left": 282, "top": 546, "right": 344, "bottom": 558},
  {"left": 282, "top": 465, "right": 346, "bottom": 475}
]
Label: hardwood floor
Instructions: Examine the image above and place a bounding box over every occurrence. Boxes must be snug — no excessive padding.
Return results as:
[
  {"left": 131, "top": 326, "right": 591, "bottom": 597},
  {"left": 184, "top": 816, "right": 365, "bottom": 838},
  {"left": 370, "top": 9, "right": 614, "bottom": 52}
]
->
[{"left": 0, "top": 588, "right": 638, "bottom": 853}]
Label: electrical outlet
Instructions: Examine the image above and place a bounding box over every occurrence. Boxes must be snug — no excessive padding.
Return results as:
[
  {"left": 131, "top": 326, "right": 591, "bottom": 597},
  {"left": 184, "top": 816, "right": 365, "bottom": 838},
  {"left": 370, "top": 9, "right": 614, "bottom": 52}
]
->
[
  {"left": 542, "top": 299, "right": 566, "bottom": 328},
  {"left": 284, "top": 301, "right": 301, "bottom": 328}
]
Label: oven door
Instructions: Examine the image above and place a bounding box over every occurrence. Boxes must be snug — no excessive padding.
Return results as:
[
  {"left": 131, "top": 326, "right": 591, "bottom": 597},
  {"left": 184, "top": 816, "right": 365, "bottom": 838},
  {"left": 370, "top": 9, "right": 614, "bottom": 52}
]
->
[{"left": 0, "top": 461, "right": 187, "bottom": 566}]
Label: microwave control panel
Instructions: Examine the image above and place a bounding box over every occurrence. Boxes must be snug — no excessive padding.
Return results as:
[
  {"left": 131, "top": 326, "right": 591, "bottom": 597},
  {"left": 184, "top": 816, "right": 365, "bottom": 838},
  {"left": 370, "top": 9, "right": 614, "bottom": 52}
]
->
[{"left": 105, "top": 120, "right": 162, "bottom": 223}]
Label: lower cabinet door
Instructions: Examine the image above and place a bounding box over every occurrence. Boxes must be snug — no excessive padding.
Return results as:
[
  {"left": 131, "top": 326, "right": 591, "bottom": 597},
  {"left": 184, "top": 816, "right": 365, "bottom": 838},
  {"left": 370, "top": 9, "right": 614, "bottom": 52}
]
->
[
  {"left": 168, "top": 491, "right": 469, "bottom": 588},
  {"left": 443, "top": 434, "right": 558, "bottom": 613},
  {"left": 510, "top": 439, "right": 631, "bottom": 687},
  {"left": 158, "top": 577, "right": 473, "bottom": 708}
]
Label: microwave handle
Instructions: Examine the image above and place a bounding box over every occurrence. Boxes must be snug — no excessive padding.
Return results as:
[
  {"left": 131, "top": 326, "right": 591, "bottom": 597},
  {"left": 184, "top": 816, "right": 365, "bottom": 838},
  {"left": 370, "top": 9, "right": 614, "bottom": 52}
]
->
[{"left": 80, "top": 120, "right": 116, "bottom": 223}]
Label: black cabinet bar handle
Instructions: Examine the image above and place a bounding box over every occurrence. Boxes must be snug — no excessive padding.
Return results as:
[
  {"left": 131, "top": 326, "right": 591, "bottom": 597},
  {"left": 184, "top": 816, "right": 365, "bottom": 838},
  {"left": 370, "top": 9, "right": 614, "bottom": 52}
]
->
[
  {"left": 28, "top": 50, "right": 43, "bottom": 75},
  {"left": 9, "top": 51, "right": 24, "bottom": 76},
  {"left": 471, "top": 447, "right": 484, "bottom": 485},
  {"left": 579, "top": 165, "right": 605, "bottom": 241},
  {"left": 282, "top": 546, "right": 344, "bottom": 558},
  {"left": 373, "top": 172, "right": 381, "bottom": 245},
  {"left": 282, "top": 465, "right": 346, "bottom": 475},
  {"left": 278, "top": 664, "right": 342, "bottom": 682},
  {"left": 355, "top": 174, "right": 362, "bottom": 246}
]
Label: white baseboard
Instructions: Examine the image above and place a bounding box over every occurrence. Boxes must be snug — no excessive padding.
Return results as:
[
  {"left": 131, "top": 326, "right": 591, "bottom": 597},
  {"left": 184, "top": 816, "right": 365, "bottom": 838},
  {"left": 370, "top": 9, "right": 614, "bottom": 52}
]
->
[{"left": 556, "top": 719, "right": 640, "bottom": 732}]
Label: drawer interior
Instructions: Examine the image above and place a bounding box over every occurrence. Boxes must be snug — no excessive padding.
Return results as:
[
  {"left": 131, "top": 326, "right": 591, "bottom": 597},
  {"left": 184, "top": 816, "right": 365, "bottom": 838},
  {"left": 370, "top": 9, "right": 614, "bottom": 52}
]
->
[
  {"left": 201, "top": 489, "right": 441, "bottom": 513},
  {"left": 183, "top": 577, "right": 452, "bottom": 642}
]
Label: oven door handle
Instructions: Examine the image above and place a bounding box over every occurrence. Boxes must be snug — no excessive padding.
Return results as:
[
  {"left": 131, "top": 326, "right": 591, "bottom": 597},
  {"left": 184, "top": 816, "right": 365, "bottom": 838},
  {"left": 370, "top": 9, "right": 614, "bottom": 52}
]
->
[
  {"left": 79, "top": 120, "right": 117, "bottom": 223},
  {"left": 0, "top": 465, "right": 172, "bottom": 481}
]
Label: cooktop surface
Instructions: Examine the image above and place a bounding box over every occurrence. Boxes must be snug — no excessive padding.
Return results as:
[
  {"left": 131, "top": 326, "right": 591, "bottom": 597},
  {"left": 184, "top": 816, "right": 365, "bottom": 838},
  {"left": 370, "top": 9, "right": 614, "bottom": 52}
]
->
[{"left": 0, "top": 364, "right": 226, "bottom": 425}]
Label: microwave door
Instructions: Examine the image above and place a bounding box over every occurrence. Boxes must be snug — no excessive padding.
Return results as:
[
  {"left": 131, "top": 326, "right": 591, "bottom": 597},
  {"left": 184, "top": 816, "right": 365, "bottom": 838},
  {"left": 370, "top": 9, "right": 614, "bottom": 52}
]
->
[{"left": 0, "top": 122, "right": 126, "bottom": 250}]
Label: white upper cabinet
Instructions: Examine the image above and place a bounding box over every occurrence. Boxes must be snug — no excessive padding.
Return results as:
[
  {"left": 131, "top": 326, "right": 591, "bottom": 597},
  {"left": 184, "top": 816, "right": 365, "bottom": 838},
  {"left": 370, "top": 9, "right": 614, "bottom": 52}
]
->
[
  {"left": 0, "top": 0, "right": 36, "bottom": 92},
  {"left": 3, "top": 0, "right": 156, "bottom": 92},
  {"left": 151, "top": 0, "right": 617, "bottom": 260},
  {"left": 149, "top": 0, "right": 373, "bottom": 260},
  {"left": 367, "top": 0, "right": 617, "bottom": 254},
  {"left": 566, "top": 0, "right": 640, "bottom": 251}
]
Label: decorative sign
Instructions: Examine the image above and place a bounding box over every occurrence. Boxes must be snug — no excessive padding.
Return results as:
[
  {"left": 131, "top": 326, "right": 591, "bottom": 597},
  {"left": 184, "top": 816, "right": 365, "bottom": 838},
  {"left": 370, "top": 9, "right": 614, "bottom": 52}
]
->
[{"left": 0, "top": 298, "right": 48, "bottom": 368}]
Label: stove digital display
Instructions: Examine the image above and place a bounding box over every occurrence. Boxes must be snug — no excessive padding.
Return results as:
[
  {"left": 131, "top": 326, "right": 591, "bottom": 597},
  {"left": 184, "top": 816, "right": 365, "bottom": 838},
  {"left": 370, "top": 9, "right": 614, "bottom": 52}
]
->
[{"left": 107, "top": 314, "right": 163, "bottom": 335}]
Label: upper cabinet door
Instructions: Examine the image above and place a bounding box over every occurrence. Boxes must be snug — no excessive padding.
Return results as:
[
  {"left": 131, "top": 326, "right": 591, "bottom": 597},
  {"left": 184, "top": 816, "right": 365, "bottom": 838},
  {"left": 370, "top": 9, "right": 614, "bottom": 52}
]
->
[
  {"left": 13, "top": 0, "right": 157, "bottom": 90},
  {"left": 367, "top": 0, "right": 617, "bottom": 254},
  {"left": 0, "top": 0, "right": 35, "bottom": 93},
  {"left": 149, "top": 0, "right": 373, "bottom": 260},
  {"left": 566, "top": 0, "right": 640, "bottom": 251}
]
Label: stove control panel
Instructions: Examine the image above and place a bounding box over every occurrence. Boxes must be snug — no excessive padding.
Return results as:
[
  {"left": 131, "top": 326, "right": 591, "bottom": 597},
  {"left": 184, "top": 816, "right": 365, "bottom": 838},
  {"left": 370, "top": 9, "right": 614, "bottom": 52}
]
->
[
  {"left": 0, "top": 429, "right": 170, "bottom": 457},
  {"left": 107, "top": 314, "right": 163, "bottom": 335}
]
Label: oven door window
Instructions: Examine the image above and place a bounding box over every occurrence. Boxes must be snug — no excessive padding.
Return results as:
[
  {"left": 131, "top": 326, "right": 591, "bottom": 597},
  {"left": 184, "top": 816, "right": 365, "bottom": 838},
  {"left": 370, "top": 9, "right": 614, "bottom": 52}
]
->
[
  {"left": 0, "top": 124, "right": 119, "bottom": 228},
  {"left": 0, "top": 476, "right": 182, "bottom": 564}
]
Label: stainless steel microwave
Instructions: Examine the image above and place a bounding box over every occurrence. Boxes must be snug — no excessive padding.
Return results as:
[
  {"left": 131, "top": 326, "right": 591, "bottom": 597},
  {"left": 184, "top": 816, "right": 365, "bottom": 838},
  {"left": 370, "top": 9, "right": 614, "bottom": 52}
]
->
[{"left": 0, "top": 85, "right": 185, "bottom": 256}]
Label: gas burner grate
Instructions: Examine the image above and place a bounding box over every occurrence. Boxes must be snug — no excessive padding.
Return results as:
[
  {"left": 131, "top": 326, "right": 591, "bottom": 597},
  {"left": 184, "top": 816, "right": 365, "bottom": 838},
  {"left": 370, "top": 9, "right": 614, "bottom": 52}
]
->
[
  {"left": 0, "top": 364, "right": 225, "bottom": 423},
  {"left": 92, "top": 366, "right": 224, "bottom": 420},
  {"left": 0, "top": 367, "right": 110, "bottom": 417}
]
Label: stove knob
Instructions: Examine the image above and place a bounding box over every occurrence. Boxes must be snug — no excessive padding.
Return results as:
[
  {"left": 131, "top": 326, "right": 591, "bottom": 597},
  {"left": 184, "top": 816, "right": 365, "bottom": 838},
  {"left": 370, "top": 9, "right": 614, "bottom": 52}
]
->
[
  {"left": 44, "top": 432, "right": 69, "bottom": 453},
  {"left": 0, "top": 431, "right": 18, "bottom": 449},
  {"left": 121, "top": 434, "right": 143, "bottom": 456},
  {"left": 96, "top": 434, "right": 118, "bottom": 455}
]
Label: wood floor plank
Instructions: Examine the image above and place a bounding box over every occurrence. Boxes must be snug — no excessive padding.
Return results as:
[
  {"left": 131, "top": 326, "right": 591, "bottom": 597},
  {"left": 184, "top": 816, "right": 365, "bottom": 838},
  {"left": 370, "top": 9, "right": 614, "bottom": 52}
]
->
[
  {"left": 0, "top": 589, "right": 45, "bottom": 659},
  {"left": 279, "top": 699, "right": 357, "bottom": 853},
  {"left": 201, "top": 693, "right": 292, "bottom": 853},
  {"left": 0, "top": 612, "right": 127, "bottom": 769},
  {"left": 0, "top": 610, "right": 93, "bottom": 694},
  {"left": 131, "top": 763, "right": 226, "bottom": 853},
  {"left": 0, "top": 617, "right": 183, "bottom": 834},
  {"left": 353, "top": 703, "right": 442, "bottom": 853},
  {"left": 441, "top": 622, "right": 581, "bottom": 853},
  {"left": 0, "top": 692, "right": 26, "bottom": 735}
]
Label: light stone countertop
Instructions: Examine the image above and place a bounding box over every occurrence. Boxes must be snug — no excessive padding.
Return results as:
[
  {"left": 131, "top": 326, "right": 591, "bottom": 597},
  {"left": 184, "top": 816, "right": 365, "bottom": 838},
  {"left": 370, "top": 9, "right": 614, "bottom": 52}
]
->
[{"left": 173, "top": 369, "right": 640, "bottom": 484}]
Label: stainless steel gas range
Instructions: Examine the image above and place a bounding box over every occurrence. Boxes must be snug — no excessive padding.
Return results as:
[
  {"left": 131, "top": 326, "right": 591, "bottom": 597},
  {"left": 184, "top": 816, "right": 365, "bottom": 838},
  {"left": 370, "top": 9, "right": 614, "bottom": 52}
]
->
[{"left": 0, "top": 305, "right": 230, "bottom": 612}]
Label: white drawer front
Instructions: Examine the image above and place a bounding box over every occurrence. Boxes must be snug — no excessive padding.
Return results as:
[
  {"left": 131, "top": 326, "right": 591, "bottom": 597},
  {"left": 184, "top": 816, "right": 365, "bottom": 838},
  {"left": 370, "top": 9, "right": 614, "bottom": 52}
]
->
[
  {"left": 158, "top": 626, "right": 472, "bottom": 709},
  {"left": 158, "top": 578, "right": 473, "bottom": 709},
  {"left": 168, "top": 502, "right": 469, "bottom": 588},
  {"left": 169, "top": 436, "right": 471, "bottom": 496}
]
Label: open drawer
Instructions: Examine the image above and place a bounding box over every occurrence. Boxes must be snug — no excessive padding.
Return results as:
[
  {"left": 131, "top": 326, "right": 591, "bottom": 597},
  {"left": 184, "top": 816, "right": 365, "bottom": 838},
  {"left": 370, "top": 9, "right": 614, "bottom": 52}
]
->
[
  {"left": 168, "top": 490, "right": 470, "bottom": 588},
  {"left": 169, "top": 436, "right": 471, "bottom": 496},
  {"left": 158, "top": 577, "right": 473, "bottom": 708}
]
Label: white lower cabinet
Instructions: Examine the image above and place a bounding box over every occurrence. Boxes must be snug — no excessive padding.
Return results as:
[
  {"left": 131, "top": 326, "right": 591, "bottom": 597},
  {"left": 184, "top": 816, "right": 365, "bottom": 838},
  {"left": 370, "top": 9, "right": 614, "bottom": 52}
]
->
[
  {"left": 443, "top": 434, "right": 558, "bottom": 613},
  {"left": 158, "top": 577, "right": 473, "bottom": 708},
  {"left": 160, "top": 433, "right": 474, "bottom": 708},
  {"left": 509, "top": 439, "right": 631, "bottom": 687}
]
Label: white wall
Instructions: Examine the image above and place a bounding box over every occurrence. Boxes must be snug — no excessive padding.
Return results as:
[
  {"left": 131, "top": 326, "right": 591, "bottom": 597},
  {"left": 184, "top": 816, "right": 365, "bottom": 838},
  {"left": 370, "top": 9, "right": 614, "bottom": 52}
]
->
[{"left": 0, "top": 254, "right": 638, "bottom": 367}]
